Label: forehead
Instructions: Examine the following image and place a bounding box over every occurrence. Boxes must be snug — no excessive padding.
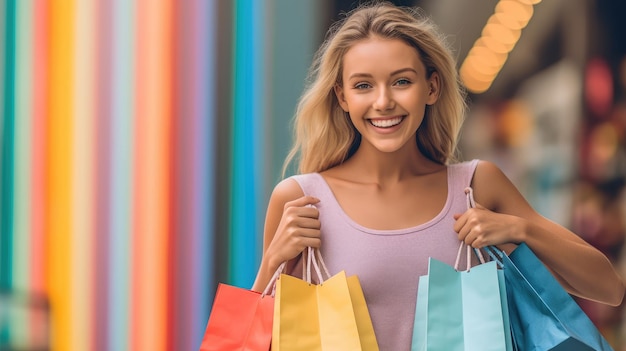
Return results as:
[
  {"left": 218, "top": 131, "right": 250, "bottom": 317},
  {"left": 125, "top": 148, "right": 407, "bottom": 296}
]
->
[{"left": 342, "top": 37, "right": 425, "bottom": 76}]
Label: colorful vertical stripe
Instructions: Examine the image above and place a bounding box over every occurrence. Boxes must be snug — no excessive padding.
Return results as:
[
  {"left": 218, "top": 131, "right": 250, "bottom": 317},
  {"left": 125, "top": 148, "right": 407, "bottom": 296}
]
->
[
  {"left": 0, "top": 2, "right": 319, "bottom": 350},
  {"left": 108, "top": 0, "right": 134, "bottom": 349},
  {"left": 2, "top": 0, "right": 16, "bottom": 292},
  {"left": 12, "top": 0, "right": 34, "bottom": 345},
  {"left": 131, "top": 1, "right": 172, "bottom": 350},
  {"left": 46, "top": 1, "right": 75, "bottom": 350},
  {"left": 93, "top": 1, "right": 112, "bottom": 350},
  {"left": 188, "top": 0, "right": 215, "bottom": 346},
  {"left": 72, "top": 0, "right": 96, "bottom": 350},
  {"left": 229, "top": 0, "right": 267, "bottom": 288},
  {"left": 31, "top": 0, "right": 47, "bottom": 298},
  {"left": 1, "top": 0, "right": 16, "bottom": 341}
]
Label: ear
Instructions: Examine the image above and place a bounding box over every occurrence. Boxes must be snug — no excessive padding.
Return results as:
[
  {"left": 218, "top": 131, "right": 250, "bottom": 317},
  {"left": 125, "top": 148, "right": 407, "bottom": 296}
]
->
[
  {"left": 334, "top": 84, "right": 349, "bottom": 112},
  {"left": 426, "top": 71, "right": 440, "bottom": 106}
]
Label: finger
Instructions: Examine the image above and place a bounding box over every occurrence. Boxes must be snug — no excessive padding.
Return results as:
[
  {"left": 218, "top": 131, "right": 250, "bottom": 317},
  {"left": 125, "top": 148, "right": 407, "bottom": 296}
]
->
[
  {"left": 298, "top": 218, "right": 321, "bottom": 230},
  {"left": 290, "top": 231, "right": 321, "bottom": 245},
  {"left": 286, "top": 195, "right": 320, "bottom": 209},
  {"left": 306, "top": 218, "right": 322, "bottom": 230},
  {"left": 463, "top": 229, "right": 478, "bottom": 247},
  {"left": 453, "top": 214, "right": 467, "bottom": 233},
  {"left": 470, "top": 234, "right": 485, "bottom": 249},
  {"left": 458, "top": 226, "right": 471, "bottom": 242},
  {"left": 453, "top": 213, "right": 463, "bottom": 221},
  {"left": 299, "top": 205, "right": 320, "bottom": 219},
  {"left": 302, "top": 237, "right": 322, "bottom": 249}
]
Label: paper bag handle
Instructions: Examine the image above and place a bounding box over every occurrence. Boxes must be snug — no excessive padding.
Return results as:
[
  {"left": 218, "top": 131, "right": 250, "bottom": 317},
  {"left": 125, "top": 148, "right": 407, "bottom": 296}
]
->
[
  {"left": 303, "top": 247, "right": 331, "bottom": 284},
  {"left": 261, "top": 261, "right": 286, "bottom": 297},
  {"left": 454, "top": 187, "right": 488, "bottom": 271}
]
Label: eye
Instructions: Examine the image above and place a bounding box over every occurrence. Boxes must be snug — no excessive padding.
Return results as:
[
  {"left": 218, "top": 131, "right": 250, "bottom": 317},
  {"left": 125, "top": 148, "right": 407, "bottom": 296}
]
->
[
  {"left": 394, "top": 78, "right": 412, "bottom": 86},
  {"left": 353, "top": 82, "right": 371, "bottom": 90}
]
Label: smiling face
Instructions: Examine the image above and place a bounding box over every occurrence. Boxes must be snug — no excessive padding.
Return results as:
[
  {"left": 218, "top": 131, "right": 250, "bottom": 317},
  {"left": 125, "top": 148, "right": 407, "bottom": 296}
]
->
[{"left": 334, "top": 36, "right": 439, "bottom": 155}]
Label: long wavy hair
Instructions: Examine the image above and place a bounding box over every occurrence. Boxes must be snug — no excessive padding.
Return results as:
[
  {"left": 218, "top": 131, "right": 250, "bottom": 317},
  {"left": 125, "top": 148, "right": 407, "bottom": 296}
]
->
[{"left": 283, "top": 2, "right": 467, "bottom": 175}]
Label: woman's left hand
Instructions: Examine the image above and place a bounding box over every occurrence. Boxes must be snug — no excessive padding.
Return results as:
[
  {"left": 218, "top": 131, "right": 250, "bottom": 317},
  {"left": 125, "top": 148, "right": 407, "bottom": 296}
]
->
[{"left": 453, "top": 203, "right": 526, "bottom": 248}]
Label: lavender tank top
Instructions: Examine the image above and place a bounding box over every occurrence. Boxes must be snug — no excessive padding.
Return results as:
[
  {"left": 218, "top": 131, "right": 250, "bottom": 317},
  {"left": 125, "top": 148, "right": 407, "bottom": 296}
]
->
[{"left": 290, "top": 159, "right": 480, "bottom": 351}]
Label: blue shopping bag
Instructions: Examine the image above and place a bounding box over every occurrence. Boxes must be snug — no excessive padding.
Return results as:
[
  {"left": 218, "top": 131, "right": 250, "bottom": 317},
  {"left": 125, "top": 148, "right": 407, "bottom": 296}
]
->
[
  {"left": 488, "top": 244, "right": 614, "bottom": 351},
  {"left": 412, "top": 245, "right": 513, "bottom": 351}
]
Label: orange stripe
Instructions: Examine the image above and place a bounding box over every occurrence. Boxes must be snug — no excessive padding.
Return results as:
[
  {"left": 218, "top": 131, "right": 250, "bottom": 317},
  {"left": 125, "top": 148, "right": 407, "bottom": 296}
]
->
[
  {"left": 131, "top": 1, "right": 173, "bottom": 350},
  {"left": 46, "top": 0, "right": 74, "bottom": 350}
]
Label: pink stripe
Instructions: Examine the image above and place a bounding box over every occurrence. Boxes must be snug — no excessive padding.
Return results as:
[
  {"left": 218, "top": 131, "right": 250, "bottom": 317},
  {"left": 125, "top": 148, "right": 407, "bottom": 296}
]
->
[
  {"left": 91, "top": 1, "right": 113, "bottom": 350},
  {"left": 180, "top": 0, "right": 214, "bottom": 347},
  {"left": 131, "top": 1, "right": 173, "bottom": 349},
  {"left": 173, "top": 2, "right": 189, "bottom": 347},
  {"left": 165, "top": 5, "right": 178, "bottom": 350},
  {"left": 30, "top": 0, "right": 48, "bottom": 297}
]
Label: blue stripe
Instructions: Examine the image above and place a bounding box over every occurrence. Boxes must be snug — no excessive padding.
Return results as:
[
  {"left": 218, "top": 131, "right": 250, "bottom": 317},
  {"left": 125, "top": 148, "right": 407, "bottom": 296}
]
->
[
  {"left": 192, "top": 0, "right": 215, "bottom": 346},
  {"left": 230, "top": 0, "right": 266, "bottom": 287},
  {"left": 252, "top": 0, "right": 266, "bottom": 274},
  {"left": 108, "top": 0, "right": 134, "bottom": 349}
]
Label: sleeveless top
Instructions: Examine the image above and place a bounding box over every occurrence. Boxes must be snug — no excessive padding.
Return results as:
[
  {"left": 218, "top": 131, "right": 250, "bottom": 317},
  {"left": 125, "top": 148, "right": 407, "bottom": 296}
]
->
[{"left": 289, "top": 159, "right": 480, "bottom": 351}]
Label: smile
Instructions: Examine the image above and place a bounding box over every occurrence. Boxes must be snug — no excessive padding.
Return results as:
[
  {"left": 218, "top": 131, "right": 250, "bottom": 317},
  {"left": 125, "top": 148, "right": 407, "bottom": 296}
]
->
[{"left": 368, "top": 116, "right": 404, "bottom": 128}]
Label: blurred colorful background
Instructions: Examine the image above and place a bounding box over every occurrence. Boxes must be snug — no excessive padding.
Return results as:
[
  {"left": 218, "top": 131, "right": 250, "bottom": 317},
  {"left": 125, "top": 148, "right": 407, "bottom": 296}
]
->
[{"left": 0, "top": 0, "right": 625, "bottom": 350}]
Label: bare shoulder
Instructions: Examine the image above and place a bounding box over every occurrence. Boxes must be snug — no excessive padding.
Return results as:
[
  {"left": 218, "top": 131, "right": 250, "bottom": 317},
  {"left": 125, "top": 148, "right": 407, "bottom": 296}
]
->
[
  {"left": 473, "top": 160, "right": 508, "bottom": 184},
  {"left": 471, "top": 160, "right": 534, "bottom": 216},
  {"left": 268, "top": 177, "right": 305, "bottom": 208},
  {"left": 263, "top": 177, "right": 306, "bottom": 239}
]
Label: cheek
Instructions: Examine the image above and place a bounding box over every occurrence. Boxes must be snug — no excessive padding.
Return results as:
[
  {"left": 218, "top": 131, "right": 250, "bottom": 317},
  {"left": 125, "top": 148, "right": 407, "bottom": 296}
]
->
[
  {"left": 345, "top": 94, "right": 371, "bottom": 109},
  {"left": 348, "top": 113, "right": 369, "bottom": 131}
]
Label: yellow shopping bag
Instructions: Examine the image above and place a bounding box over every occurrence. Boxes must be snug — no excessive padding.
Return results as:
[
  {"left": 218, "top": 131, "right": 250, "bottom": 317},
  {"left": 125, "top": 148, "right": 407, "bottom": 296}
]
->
[
  {"left": 272, "top": 248, "right": 378, "bottom": 351},
  {"left": 347, "top": 275, "right": 379, "bottom": 350}
]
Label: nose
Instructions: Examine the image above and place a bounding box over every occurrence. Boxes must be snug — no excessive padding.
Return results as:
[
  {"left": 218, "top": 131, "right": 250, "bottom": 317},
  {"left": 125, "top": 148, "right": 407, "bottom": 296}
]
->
[{"left": 373, "top": 87, "right": 394, "bottom": 111}]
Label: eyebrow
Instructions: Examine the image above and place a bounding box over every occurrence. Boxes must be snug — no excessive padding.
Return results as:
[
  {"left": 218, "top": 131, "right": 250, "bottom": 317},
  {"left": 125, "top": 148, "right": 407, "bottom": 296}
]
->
[{"left": 347, "top": 67, "right": 419, "bottom": 80}]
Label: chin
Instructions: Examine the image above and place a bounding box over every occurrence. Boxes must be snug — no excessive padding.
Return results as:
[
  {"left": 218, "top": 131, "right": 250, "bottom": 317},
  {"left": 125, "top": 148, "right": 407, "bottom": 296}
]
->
[{"left": 373, "top": 143, "right": 405, "bottom": 153}]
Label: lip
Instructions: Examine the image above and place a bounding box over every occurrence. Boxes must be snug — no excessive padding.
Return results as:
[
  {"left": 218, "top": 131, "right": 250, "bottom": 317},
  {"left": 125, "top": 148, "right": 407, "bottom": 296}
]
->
[{"left": 367, "top": 115, "right": 406, "bottom": 131}]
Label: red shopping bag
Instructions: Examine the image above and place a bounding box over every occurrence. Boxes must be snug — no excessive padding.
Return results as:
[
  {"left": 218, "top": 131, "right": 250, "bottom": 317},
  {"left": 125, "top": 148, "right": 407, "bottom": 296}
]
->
[{"left": 200, "top": 264, "right": 283, "bottom": 351}]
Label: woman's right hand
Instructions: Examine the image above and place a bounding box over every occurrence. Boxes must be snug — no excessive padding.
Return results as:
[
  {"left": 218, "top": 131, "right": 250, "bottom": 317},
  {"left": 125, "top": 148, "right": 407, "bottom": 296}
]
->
[
  {"left": 252, "top": 179, "right": 320, "bottom": 293},
  {"left": 265, "top": 195, "right": 321, "bottom": 266}
]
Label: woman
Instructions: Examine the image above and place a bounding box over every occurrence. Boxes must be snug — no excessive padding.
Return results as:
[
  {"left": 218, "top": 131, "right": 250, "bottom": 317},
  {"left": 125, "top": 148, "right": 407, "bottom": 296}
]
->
[{"left": 251, "top": 3, "right": 625, "bottom": 350}]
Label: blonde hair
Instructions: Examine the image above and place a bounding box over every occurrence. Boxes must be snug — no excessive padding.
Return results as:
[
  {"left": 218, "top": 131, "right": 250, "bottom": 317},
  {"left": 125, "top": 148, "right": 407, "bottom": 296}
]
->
[{"left": 283, "top": 2, "right": 467, "bottom": 175}]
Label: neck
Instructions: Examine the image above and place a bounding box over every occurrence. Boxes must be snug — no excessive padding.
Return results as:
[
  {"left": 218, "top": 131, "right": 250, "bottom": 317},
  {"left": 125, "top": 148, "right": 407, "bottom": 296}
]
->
[{"left": 342, "top": 142, "right": 443, "bottom": 184}]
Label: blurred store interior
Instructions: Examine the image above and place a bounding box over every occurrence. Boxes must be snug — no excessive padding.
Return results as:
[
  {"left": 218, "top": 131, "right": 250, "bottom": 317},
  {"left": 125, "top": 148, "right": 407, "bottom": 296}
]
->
[{"left": 406, "top": 0, "right": 626, "bottom": 346}]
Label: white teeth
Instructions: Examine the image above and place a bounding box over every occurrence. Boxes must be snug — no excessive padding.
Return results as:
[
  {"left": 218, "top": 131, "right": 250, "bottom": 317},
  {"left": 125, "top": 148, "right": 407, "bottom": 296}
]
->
[{"left": 370, "top": 117, "right": 403, "bottom": 128}]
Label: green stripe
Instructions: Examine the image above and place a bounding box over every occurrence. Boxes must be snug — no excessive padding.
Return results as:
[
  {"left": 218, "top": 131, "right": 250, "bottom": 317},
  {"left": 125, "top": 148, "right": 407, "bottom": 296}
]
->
[
  {"left": 13, "top": 0, "right": 33, "bottom": 292},
  {"left": 0, "top": 0, "right": 16, "bottom": 346},
  {"left": 1, "top": 0, "right": 16, "bottom": 290},
  {"left": 10, "top": 0, "right": 34, "bottom": 345},
  {"left": 10, "top": 0, "right": 33, "bottom": 345}
]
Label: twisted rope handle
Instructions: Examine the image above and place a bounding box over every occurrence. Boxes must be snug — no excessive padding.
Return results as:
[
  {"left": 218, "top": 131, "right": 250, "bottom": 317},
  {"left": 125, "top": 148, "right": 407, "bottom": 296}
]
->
[
  {"left": 454, "top": 187, "right": 487, "bottom": 271},
  {"left": 261, "top": 261, "right": 286, "bottom": 297},
  {"left": 304, "top": 247, "right": 331, "bottom": 284}
]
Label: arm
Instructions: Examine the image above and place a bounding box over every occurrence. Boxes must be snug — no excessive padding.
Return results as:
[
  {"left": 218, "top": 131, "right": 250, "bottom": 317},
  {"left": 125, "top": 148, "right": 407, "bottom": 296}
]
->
[
  {"left": 250, "top": 178, "right": 321, "bottom": 293},
  {"left": 454, "top": 160, "right": 625, "bottom": 306}
]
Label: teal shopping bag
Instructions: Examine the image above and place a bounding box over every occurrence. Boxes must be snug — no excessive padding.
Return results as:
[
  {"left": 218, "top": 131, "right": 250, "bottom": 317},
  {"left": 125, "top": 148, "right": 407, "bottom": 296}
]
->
[
  {"left": 488, "top": 244, "right": 614, "bottom": 351},
  {"left": 412, "top": 247, "right": 513, "bottom": 351}
]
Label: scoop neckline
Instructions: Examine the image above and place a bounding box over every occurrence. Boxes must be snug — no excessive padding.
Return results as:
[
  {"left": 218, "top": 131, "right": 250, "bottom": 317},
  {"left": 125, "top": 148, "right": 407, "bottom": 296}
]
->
[{"left": 312, "top": 167, "right": 453, "bottom": 235}]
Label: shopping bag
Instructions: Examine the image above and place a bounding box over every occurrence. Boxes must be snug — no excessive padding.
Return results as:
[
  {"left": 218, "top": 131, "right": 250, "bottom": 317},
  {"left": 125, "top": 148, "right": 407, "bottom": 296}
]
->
[
  {"left": 346, "top": 274, "right": 379, "bottom": 349},
  {"left": 199, "top": 263, "right": 283, "bottom": 351},
  {"left": 487, "top": 244, "right": 614, "bottom": 351},
  {"left": 271, "top": 247, "right": 378, "bottom": 351},
  {"left": 412, "top": 243, "right": 513, "bottom": 351}
]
